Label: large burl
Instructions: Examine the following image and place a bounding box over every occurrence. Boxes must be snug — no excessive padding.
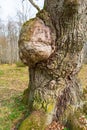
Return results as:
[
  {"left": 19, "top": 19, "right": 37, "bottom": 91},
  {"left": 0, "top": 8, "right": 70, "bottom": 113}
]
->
[
  {"left": 18, "top": 18, "right": 55, "bottom": 67},
  {"left": 18, "top": 0, "right": 87, "bottom": 129}
]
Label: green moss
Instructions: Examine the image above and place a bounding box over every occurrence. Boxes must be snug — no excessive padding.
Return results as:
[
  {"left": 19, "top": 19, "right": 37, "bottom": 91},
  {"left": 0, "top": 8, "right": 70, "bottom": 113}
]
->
[
  {"left": 47, "top": 103, "right": 54, "bottom": 113},
  {"left": 19, "top": 18, "right": 36, "bottom": 42},
  {"left": 36, "top": 10, "right": 54, "bottom": 31},
  {"left": 36, "top": 10, "right": 49, "bottom": 20},
  {"left": 22, "top": 18, "right": 35, "bottom": 27},
  {"left": 19, "top": 111, "right": 46, "bottom": 130},
  {"left": 33, "top": 95, "right": 46, "bottom": 111},
  {"left": 33, "top": 91, "right": 55, "bottom": 113}
]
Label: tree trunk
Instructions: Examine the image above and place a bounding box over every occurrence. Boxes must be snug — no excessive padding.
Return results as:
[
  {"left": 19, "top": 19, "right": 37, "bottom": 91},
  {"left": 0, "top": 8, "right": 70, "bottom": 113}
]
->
[{"left": 18, "top": 0, "right": 87, "bottom": 129}]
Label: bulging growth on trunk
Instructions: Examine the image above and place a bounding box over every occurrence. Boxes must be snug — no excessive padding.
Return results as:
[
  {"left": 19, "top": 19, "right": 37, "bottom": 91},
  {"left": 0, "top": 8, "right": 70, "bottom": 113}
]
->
[
  {"left": 19, "top": 18, "right": 55, "bottom": 67},
  {"left": 18, "top": 0, "right": 87, "bottom": 129}
]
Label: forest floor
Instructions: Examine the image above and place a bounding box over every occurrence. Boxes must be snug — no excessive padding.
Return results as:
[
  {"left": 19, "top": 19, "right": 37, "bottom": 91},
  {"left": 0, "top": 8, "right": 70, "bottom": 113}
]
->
[{"left": 0, "top": 64, "right": 87, "bottom": 130}]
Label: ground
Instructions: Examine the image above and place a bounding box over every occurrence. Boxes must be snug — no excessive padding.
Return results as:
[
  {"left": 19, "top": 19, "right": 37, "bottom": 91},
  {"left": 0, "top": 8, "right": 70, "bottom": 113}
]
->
[
  {"left": 0, "top": 64, "right": 28, "bottom": 130},
  {"left": 0, "top": 64, "right": 87, "bottom": 130}
]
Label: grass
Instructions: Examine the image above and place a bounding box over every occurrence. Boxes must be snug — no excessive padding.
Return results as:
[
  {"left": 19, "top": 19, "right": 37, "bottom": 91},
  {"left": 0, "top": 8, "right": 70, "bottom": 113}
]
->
[
  {"left": 0, "top": 70, "right": 4, "bottom": 76},
  {"left": 0, "top": 63, "right": 87, "bottom": 130},
  {"left": 0, "top": 64, "right": 28, "bottom": 130}
]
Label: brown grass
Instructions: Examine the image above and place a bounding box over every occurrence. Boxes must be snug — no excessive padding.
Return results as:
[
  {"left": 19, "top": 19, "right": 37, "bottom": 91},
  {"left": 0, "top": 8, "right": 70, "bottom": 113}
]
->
[{"left": 0, "top": 64, "right": 28, "bottom": 130}]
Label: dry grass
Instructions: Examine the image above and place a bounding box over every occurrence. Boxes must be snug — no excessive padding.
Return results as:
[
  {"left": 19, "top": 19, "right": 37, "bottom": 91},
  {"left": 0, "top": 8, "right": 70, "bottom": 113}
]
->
[{"left": 0, "top": 64, "right": 28, "bottom": 130}]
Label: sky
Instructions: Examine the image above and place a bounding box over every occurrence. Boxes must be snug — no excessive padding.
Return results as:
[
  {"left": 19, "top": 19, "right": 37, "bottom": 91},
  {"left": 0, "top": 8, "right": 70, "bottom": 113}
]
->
[{"left": 0, "top": 0, "right": 44, "bottom": 22}]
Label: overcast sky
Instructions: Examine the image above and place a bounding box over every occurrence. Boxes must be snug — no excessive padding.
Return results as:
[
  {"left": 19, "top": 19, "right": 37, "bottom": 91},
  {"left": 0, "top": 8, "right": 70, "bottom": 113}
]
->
[{"left": 0, "top": 0, "right": 44, "bottom": 22}]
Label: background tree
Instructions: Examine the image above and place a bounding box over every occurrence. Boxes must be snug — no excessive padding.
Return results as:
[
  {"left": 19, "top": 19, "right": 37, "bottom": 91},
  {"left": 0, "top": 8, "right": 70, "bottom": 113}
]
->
[
  {"left": 0, "top": 19, "right": 7, "bottom": 63},
  {"left": 0, "top": 0, "right": 31, "bottom": 64},
  {"left": 17, "top": 0, "right": 31, "bottom": 30}
]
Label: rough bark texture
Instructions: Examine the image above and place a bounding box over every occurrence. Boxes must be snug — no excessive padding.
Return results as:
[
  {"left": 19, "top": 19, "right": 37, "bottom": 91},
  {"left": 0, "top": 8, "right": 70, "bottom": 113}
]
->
[{"left": 18, "top": 0, "right": 87, "bottom": 129}]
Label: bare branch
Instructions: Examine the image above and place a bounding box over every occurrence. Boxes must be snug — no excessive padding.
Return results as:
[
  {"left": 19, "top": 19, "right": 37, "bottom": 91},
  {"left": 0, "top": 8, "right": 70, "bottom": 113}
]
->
[{"left": 27, "top": 0, "right": 40, "bottom": 12}]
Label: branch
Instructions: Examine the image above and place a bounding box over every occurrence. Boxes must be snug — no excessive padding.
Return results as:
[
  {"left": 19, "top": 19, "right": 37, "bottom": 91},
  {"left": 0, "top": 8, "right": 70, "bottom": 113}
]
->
[{"left": 28, "top": 0, "right": 41, "bottom": 12}]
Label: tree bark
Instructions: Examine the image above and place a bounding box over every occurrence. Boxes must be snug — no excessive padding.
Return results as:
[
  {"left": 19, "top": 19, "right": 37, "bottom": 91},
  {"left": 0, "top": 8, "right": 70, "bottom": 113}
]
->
[{"left": 18, "top": 0, "right": 87, "bottom": 129}]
